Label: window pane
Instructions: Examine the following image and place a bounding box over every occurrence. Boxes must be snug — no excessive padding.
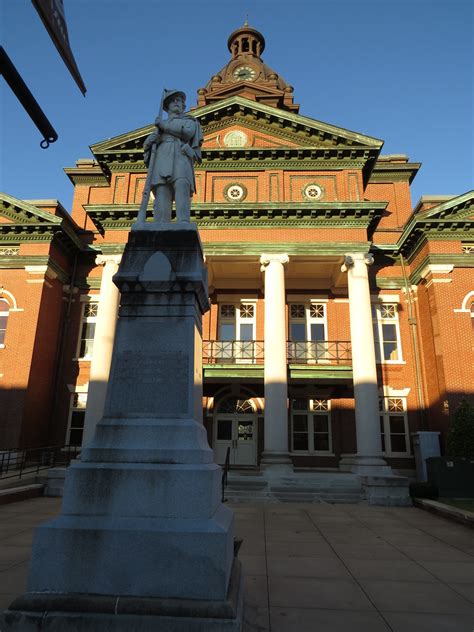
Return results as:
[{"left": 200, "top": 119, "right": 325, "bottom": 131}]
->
[
  {"left": 310, "top": 323, "right": 325, "bottom": 341},
  {"left": 389, "top": 416, "right": 405, "bottom": 434},
  {"left": 314, "top": 434, "right": 329, "bottom": 451},
  {"left": 219, "top": 323, "right": 235, "bottom": 341},
  {"left": 292, "top": 399, "right": 307, "bottom": 411},
  {"left": 383, "top": 342, "right": 399, "bottom": 361},
  {"left": 291, "top": 323, "right": 306, "bottom": 341},
  {"left": 239, "top": 323, "right": 253, "bottom": 341},
  {"left": 80, "top": 338, "right": 95, "bottom": 358},
  {"left": 0, "top": 315, "right": 7, "bottom": 329},
  {"left": 380, "top": 416, "right": 385, "bottom": 451},
  {"left": 70, "top": 411, "right": 85, "bottom": 429},
  {"left": 290, "top": 304, "right": 305, "bottom": 319},
  {"left": 240, "top": 304, "right": 254, "bottom": 318},
  {"left": 69, "top": 428, "right": 84, "bottom": 445},
  {"left": 238, "top": 421, "right": 253, "bottom": 441},
  {"left": 390, "top": 434, "right": 407, "bottom": 452},
  {"left": 217, "top": 419, "right": 232, "bottom": 441},
  {"left": 293, "top": 414, "right": 308, "bottom": 432},
  {"left": 313, "top": 415, "right": 328, "bottom": 432},
  {"left": 293, "top": 433, "right": 308, "bottom": 451},
  {"left": 81, "top": 321, "right": 96, "bottom": 340}
]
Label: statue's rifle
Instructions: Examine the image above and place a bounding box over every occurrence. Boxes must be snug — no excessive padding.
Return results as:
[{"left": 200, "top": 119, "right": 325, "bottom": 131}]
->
[{"left": 136, "top": 89, "right": 166, "bottom": 224}]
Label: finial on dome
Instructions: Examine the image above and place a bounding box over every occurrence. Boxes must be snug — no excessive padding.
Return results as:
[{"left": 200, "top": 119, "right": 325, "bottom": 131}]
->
[{"left": 244, "top": 15, "right": 248, "bottom": 26}]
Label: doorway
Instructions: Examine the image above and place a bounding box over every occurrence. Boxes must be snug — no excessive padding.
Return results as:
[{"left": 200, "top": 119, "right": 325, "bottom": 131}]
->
[{"left": 213, "top": 397, "right": 257, "bottom": 466}]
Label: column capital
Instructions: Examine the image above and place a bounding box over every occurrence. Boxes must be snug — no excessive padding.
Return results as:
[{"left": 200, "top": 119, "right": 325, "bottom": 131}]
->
[
  {"left": 260, "top": 253, "right": 289, "bottom": 271},
  {"left": 95, "top": 254, "right": 122, "bottom": 267},
  {"left": 341, "top": 252, "right": 374, "bottom": 273}
]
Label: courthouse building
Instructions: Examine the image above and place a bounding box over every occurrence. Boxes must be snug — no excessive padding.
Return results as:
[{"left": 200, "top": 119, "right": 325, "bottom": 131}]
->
[{"left": 1, "top": 25, "right": 473, "bottom": 475}]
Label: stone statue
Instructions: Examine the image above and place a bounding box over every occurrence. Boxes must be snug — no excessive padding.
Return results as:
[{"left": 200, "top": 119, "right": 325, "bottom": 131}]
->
[{"left": 143, "top": 89, "right": 202, "bottom": 223}]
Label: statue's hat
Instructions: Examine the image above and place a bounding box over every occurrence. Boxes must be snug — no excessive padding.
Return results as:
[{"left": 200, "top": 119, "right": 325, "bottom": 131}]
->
[{"left": 163, "top": 89, "right": 186, "bottom": 111}]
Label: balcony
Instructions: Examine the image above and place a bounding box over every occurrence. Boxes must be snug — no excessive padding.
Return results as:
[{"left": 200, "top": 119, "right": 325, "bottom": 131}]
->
[
  {"left": 203, "top": 340, "right": 264, "bottom": 365},
  {"left": 287, "top": 341, "right": 352, "bottom": 365}
]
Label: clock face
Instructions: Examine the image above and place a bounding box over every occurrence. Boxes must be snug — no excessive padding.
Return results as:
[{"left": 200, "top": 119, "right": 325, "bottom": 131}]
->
[{"left": 233, "top": 65, "right": 257, "bottom": 82}]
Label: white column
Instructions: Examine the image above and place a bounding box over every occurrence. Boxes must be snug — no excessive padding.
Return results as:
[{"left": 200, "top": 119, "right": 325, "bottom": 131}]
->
[
  {"left": 260, "top": 253, "right": 292, "bottom": 469},
  {"left": 82, "top": 254, "right": 121, "bottom": 446},
  {"left": 341, "top": 253, "right": 391, "bottom": 475}
]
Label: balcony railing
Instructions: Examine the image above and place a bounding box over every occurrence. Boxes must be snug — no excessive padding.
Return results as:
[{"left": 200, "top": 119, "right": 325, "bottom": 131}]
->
[
  {"left": 203, "top": 340, "right": 351, "bottom": 366},
  {"left": 203, "top": 340, "right": 264, "bottom": 365},
  {"left": 287, "top": 341, "right": 352, "bottom": 365}
]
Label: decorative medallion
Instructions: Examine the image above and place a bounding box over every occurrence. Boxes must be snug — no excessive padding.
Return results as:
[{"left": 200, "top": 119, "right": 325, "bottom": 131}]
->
[
  {"left": 223, "top": 130, "right": 248, "bottom": 147},
  {"left": 224, "top": 183, "right": 247, "bottom": 202},
  {"left": 302, "top": 183, "right": 324, "bottom": 201}
]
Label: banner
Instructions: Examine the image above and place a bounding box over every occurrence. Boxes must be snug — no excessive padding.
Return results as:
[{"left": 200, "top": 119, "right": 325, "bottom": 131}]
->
[{"left": 32, "top": 0, "right": 86, "bottom": 95}]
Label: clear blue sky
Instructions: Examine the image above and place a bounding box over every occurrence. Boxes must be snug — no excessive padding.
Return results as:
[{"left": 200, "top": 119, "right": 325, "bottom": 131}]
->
[{"left": 1, "top": 0, "right": 473, "bottom": 211}]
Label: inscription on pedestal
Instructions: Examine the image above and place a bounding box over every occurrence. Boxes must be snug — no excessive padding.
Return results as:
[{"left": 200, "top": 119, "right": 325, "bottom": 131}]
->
[{"left": 108, "top": 351, "right": 187, "bottom": 416}]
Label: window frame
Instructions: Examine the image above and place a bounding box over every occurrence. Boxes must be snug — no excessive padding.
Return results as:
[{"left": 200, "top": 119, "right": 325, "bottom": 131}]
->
[
  {"left": 373, "top": 302, "right": 403, "bottom": 364},
  {"left": 66, "top": 391, "right": 88, "bottom": 447},
  {"left": 379, "top": 396, "right": 410, "bottom": 456},
  {"left": 0, "top": 298, "right": 9, "bottom": 348},
  {"left": 75, "top": 299, "right": 99, "bottom": 360},
  {"left": 290, "top": 398, "right": 332, "bottom": 454}
]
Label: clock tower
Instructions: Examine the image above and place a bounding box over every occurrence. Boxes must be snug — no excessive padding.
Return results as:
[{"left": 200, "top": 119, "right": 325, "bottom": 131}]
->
[{"left": 197, "top": 22, "right": 300, "bottom": 112}]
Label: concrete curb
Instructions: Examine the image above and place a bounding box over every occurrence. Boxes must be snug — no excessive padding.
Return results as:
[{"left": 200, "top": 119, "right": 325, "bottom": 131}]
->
[
  {"left": 0, "top": 483, "right": 44, "bottom": 505},
  {"left": 413, "top": 498, "right": 474, "bottom": 528}
]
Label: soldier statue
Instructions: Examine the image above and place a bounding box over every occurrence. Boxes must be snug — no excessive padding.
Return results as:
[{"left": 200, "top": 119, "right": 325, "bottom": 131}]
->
[{"left": 143, "top": 89, "right": 202, "bottom": 223}]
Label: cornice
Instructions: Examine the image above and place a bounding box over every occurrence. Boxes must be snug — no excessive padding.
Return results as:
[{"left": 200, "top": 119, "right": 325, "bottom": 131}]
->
[
  {"left": 0, "top": 255, "right": 70, "bottom": 283},
  {"left": 83, "top": 201, "right": 386, "bottom": 233},
  {"left": 203, "top": 242, "right": 370, "bottom": 256},
  {"left": 369, "top": 163, "right": 421, "bottom": 184},
  {"left": 410, "top": 254, "right": 474, "bottom": 285},
  {"left": 375, "top": 277, "right": 405, "bottom": 289}
]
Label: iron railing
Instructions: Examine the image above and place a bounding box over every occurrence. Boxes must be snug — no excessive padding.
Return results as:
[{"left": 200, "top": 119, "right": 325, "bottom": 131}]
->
[
  {"left": 203, "top": 340, "right": 264, "bottom": 365},
  {"left": 287, "top": 340, "right": 352, "bottom": 365},
  {"left": 0, "top": 445, "right": 80, "bottom": 480}
]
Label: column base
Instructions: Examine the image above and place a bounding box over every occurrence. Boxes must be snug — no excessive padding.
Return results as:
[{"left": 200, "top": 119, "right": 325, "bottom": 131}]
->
[
  {"left": 3, "top": 559, "right": 243, "bottom": 632},
  {"left": 260, "top": 452, "right": 293, "bottom": 475},
  {"left": 339, "top": 455, "right": 393, "bottom": 476}
]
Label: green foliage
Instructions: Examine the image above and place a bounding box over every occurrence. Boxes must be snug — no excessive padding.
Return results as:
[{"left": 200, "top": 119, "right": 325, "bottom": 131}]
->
[{"left": 446, "top": 399, "right": 474, "bottom": 457}]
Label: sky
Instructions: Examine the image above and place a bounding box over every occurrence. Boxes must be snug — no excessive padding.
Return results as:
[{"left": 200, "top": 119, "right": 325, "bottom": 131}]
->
[{"left": 1, "top": 0, "right": 473, "bottom": 212}]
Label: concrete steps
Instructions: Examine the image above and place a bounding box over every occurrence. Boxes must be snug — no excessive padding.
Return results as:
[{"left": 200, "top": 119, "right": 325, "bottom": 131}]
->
[{"left": 224, "top": 471, "right": 367, "bottom": 504}]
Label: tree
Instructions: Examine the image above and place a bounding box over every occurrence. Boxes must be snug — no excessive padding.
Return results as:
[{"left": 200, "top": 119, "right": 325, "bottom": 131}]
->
[{"left": 446, "top": 399, "right": 474, "bottom": 457}]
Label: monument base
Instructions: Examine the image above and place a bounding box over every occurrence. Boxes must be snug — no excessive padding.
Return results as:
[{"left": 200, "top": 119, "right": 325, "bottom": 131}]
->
[{"left": 3, "top": 560, "right": 243, "bottom": 632}]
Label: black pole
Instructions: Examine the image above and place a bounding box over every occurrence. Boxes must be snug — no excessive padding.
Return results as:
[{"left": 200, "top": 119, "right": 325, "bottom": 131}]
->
[{"left": 0, "top": 46, "right": 58, "bottom": 148}]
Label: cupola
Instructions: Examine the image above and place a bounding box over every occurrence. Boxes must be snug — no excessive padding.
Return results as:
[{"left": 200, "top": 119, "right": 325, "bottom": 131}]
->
[{"left": 196, "top": 23, "right": 299, "bottom": 112}]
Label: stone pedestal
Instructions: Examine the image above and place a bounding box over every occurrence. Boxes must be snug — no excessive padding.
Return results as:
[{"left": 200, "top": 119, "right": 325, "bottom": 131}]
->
[{"left": 4, "top": 225, "right": 242, "bottom": 631}]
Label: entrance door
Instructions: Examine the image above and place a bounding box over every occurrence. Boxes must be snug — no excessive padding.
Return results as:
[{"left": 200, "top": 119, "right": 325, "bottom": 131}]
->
[{"left": 214, "top": 415, "right": 256, "bottom": 466}]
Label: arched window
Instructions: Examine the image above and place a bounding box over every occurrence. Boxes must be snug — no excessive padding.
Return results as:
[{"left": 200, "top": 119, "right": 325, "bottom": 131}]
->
[
  {"left": 0, "top": 298, "right": 9, "bottom": 346},
  {"left": 217, "top": 397, "right": 254, "bottom": 414}
]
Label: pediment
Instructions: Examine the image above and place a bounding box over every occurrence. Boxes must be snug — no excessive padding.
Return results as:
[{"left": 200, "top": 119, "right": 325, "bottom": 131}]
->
[
  {"left": 0, "top": 193, "right": 61, "bottom": 225},
  {"left": 90, "top": 95, "right": 383, "bottom": 159},
  {"left": 418, "top": 191, "right": 474, "bottom": 222}
]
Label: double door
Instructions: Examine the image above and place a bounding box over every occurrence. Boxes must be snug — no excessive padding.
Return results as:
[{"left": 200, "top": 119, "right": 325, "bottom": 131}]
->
[{"left": 214, "top": 415, "right": 256, "bottom": 466}]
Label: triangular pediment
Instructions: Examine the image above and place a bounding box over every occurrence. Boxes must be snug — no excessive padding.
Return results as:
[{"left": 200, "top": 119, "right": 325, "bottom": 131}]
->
[
  {"left": 418, "top": 191, "right": 474, "bottom": 221},
  {"left": 0, "top": 193, "right": 61, "bottom": 225},
  {"left": 90, "top": 95, "right": 383, "bottom": 158}
]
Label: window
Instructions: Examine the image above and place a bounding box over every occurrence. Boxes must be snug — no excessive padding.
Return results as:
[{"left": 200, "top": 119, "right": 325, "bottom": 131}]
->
[
  {"left": 379, "top": 397, "right": 410, "bottom": 455},
  {"left": 291, "top": 399, "right": 331, "bottom": 453},
  {"left": 289, "top": 302, "right": 327, "bottom": 362},
  {"left": 217, "top": 302, "right": 256, "bottom": 362},
  {"left": 373, "top": 303, "right": 402, "bottom": 362},
  {"left": 66, "top": 392, "right": 87, "bottom": 446},
  {"left": 77, "top": 301, "right": 98, "bottom": 359},
  {"left": 0, "top": 299, "right": 9, "bottom": 346}
]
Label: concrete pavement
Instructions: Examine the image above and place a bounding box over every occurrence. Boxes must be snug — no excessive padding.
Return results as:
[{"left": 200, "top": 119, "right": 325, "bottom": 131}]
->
[{"left": 1, "top": 497, "right": 473, "bottom": 631}]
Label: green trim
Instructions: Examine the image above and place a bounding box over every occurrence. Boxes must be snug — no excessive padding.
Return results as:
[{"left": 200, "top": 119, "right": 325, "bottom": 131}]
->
[
  {"left": 289, "top": 365, "right": 353, "bottom": 380},
  {"left": 204, "top": 242, "right": 370, "bottom": 256},
  {"left": 84, "top": 201, "right": 386, "bottom": 233},
  {"left": 83, "top": 277, "right": 102, "bottom": 290},
  {"left": 410, "top": 254, "right": 474, "bottom": 285},
  {"left": 0, "top": 255, "right": 69, "bottom": 284},
  {"left": 369, "top": 164, "right": 421, "bottom": 184},
  {"left": 204, "top": 365, "right": 264, "bottom": 379},
  {"left": 375, "top": 277, "right": 405, "bottom": 289}
]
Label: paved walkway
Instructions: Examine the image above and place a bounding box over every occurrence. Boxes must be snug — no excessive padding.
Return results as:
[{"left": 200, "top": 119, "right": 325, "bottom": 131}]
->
[{"left": 0, "top": 498, "right": 473, "bottom": 631}]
